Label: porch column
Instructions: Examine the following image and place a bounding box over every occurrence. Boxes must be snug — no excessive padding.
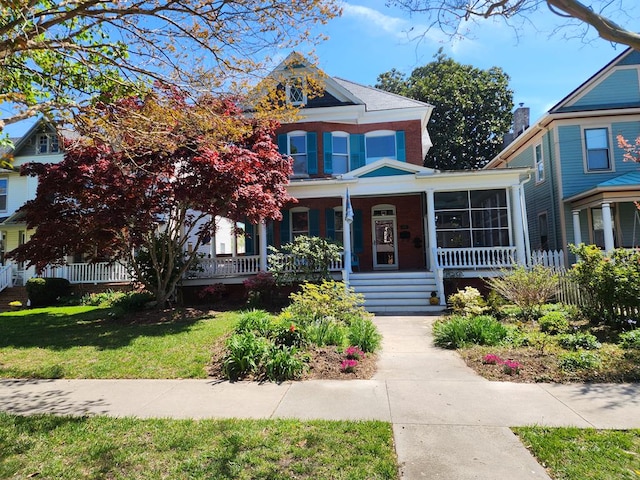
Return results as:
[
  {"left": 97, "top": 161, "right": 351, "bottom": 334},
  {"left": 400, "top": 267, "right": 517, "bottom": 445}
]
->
[
  {"left": 602, "top": 202, "right": 615, "bottom": 253},
  {"left": 572, "top": 210, "right": 582, "bottom": 246},
  {"left": 520, "top": 183, "right": 531, "bottom": 265},
  {"left": 259, "top": 220, "right": 268, "bottom": 271},
  {"left": 209, "top": 215, "right": 216, "bottom": 258},
  {"left": 231, "top": 222, "right": 237, "bottom": 258},
  {"left": 425, "top": 188, "right": 444, "bottom": 304},
  {"left": 342, "top": 190, "right": 353, "bottom": 276},
  {"left": 510, "top": 184, "right": 527, "bottom": 265}
]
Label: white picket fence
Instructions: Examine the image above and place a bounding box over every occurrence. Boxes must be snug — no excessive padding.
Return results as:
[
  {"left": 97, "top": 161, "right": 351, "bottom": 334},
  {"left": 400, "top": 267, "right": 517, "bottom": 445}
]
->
[{"left": 529, "top": 249, "right": 565, "bottom": 269}]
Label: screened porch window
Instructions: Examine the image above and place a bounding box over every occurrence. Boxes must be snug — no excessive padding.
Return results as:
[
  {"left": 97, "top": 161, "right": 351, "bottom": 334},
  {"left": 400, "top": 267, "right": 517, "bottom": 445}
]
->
[{"left": 434, "top": 190, "right": 510, "bottom": 248}]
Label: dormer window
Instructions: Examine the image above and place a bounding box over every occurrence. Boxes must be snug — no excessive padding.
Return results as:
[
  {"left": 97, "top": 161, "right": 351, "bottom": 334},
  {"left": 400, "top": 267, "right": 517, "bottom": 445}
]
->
[
  {"left": 286, "top": 78, "right": 306, "bottom": 106},
  {"left": 36, "top": 133, "right": 60, "bottom": 154}
]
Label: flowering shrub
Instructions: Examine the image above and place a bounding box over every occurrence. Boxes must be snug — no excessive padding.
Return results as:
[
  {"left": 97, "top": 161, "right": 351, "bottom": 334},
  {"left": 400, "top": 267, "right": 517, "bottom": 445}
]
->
[
  {"left": 345, "top": 346, "right": 365, "bottom": 361},
  {"left": 502, "top": 359, "right": 521, "bottom": 375},
  {"left": 198, "top": 283, "right": 226, "bottom": 301},
  {"left": 340, "top": 359, "right": 358, "bottom": 373},
  {"left": 448, "top": 287, "right": 487, "bottom": 317},
  {"left": 482, "top": 353, "right": 502, "bottom": 365},
  {"left": 243, "top": 271, "right": 276, "bottom": 307},
  {"left": 569, "top": 244, "right": 640, "bottom": 327}
]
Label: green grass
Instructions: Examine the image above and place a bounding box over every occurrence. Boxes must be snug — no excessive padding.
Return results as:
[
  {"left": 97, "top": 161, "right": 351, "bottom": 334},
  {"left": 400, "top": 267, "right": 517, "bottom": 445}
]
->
[
  {"left": 0, "top": 413, "right": 398, "bottom": 479},
  {"left": 514, "top": 426, "right": 640, "bottom": 479},
  {"left": 0, "top": 306, "right": 237, "bottom": 379}
]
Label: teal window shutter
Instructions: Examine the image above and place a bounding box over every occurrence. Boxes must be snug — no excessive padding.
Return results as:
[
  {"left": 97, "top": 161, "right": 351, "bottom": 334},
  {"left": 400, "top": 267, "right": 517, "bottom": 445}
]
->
[
  {"left": 245, "top": 221, "right": 255, "bottom": 255},
  {"left": 350, "top": 134, "right": 365, "bottom": 170},
  {"left": 396, "top": 131, "right": 406, "bottom": 162},
  {"left": 325, "top": 208, "right": 335, "bottom": 240},
  {"left": 307, "top": 132, "right": 318, "bottom": 174},
  {"left": 353, "top": 210, "right": 363, "bottom": 253},
  {"left": 323, "top": 132, "right": 333, "bottom": 174},
  {"left": 266, "top": 220, "right": 274, "bottom": 247},
  {"left": 280, "top": 210, "right": 290, "bottom": 244},
  {"left": 309, "top": 209, "right": 320, "bottom": 236},
  {"left": 277, "top": 134, "right": 287, "bottom": 154}
]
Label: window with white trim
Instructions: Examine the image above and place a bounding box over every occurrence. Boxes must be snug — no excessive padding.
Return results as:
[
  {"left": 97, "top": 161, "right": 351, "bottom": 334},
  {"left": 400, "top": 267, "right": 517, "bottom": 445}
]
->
[
  {"left": 534, "top": 143, "right": 544, "bottom": 182},
  {"left": 36, "top": 133, "right": 59, "bottom": 154},
  {"left": 0, "top": 179, "right": 6, "bottom": 212},
  {"left": 585, "top": 128, "right": 611, "bottom": 171},
  {"left": 291, "top": 208, "right": 309, "bottom": 240},
  {"left": 365, "top": 131, "right": 396, "bottom": 163},
  {"left": 434, "top": 190, "right": 510, "bottom": 248},
  {"left": 286, "top": 77, "right": 306, "bottom": 106},
  {"left": 288, "top": 132, "right": 308, "bottom": 176},
  {"left": 331, "top": 133, "right": 349, "bottom": 174}
]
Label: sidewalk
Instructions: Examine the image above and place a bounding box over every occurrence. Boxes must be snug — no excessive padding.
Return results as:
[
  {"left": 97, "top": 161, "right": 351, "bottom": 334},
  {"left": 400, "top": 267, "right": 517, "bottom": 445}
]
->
[{"left": 2, "top": 315, "right": 640, "bottom": 479}]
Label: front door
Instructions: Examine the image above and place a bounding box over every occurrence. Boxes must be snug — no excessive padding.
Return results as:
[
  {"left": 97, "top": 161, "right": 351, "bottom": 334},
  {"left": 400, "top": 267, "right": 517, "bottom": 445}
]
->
[{"left": 372, "top": 205, "right": 398, "bottom": 269}]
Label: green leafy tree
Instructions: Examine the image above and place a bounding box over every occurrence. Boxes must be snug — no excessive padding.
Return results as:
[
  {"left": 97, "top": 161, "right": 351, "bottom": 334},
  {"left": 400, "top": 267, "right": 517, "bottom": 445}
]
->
[
  {"left": 387, "top": 1, "right": 640, "bottom": 51},
  {"left": 376, "top": 50, "right": 513, "bottom": 170},
  {"left": 0, "top": 0, "right": 338, "bottom": 136}
]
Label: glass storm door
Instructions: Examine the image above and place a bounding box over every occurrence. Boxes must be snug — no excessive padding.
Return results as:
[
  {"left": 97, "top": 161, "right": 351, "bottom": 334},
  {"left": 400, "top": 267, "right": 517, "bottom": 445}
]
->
[{"left": 372, "top": 206, "right": 398, "bottom": 269}]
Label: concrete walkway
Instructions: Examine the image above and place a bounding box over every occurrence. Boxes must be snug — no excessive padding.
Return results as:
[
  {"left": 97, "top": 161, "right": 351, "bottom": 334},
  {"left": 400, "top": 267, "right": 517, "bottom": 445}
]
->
[{"left": 2, "top": 315, "right": 640, "bottom": 479}]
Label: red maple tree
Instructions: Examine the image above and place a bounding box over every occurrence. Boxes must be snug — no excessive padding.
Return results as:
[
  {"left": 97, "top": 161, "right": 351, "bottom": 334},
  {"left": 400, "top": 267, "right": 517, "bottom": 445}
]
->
[{"left": 8, "top": 90, "right": 293, "bottom": 307}]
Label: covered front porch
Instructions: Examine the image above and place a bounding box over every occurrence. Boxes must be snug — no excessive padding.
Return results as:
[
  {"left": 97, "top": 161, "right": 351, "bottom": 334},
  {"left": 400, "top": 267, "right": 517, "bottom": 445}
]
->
[{"left": 567, "top": 173, "right": 640, "bottom": 254}]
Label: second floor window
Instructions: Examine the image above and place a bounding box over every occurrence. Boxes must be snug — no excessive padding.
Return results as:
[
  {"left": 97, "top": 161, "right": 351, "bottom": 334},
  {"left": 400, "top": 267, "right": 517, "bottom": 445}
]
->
[
  {"left": 331, "top": 133, "right": 349, "bottom": 174},
  {"left": 366, "top": 131, "right": 396, "bottom": 163},
  {"left": 585, "top": 128, "right": 611, "bottom": 171},
  {"left": 286, "top": 78, "right": 306, "bottom": 106},
  {"left": 534, "top": 143, "right": 544, "bottom": 182},
  {"left": 37, "top": 134, "right": 59, "bottom": 154},
  {"left": 0, "top": 179, "right": 6, "bottom": 211},
  {"left": 288, "top": 133, "right": 308, "bottom": 175}
]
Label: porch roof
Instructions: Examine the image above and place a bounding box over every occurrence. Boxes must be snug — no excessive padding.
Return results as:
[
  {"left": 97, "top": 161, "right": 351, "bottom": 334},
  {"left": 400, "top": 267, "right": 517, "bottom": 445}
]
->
[
  {"left": 565, "top": 171, "right": 640, "bottom": 208},
  {"left": 287, "top": 159, "right": 532, "bottom": 199}
]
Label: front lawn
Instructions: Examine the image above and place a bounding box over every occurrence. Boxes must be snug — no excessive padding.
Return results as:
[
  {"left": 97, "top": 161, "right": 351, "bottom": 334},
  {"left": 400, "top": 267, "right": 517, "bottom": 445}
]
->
[
  {"left": 514, "top": 426, "right": 640, "bottom": 480},
  {"left": 0, "top": 306, "right": 237, "bottom": 379},
  {"left": 0, "top": 413, "right": 398, "bottom": 479}
]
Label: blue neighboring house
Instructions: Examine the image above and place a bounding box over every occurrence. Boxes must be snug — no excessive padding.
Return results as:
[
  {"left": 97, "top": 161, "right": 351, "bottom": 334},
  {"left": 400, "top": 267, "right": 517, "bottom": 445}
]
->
[{"left": 487, "top": 48, "right": 640, "bottom": 260}]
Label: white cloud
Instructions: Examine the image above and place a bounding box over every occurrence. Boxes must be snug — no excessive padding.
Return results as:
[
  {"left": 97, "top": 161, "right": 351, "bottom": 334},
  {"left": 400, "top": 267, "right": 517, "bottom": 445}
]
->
[{"left": 340, "top": 3, "right": 416, "bottom": 40}]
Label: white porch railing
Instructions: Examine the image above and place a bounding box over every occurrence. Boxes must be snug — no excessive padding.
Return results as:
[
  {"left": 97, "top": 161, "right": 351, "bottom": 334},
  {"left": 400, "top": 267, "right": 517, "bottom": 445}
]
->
[
  {"left": 189, "top": 255, "right": 262, "bottom": 278},
  {"left": 435, "top": 246, "right": 518, "bottom": 269},
  {"left": 188, "top": 254, "right": 344, "bottom": 279},
  {"left": 0, "top": 264, "right": 12, "bottom": 292},
  {"left": 41, "top": 262, "right": 132, "bottom": 284}
]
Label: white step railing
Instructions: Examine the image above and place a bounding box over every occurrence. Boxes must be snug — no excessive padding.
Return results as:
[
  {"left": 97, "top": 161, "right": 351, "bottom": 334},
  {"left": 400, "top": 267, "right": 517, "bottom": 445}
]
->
[
  {"left": 0, "top": 264, "right": 12, "bottom": 292},
  {"left": 41, "top": 262, "right": 132, "bottom": 284},
  {"left": 435, "top": 246, "right": 517, "bottom": 269}
]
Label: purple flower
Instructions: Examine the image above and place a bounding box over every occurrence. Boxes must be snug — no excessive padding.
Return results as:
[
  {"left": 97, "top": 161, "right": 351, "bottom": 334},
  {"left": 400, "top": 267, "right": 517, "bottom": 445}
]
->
[{"left": 345, "top": 346, "right": 365, "bottom": 360}]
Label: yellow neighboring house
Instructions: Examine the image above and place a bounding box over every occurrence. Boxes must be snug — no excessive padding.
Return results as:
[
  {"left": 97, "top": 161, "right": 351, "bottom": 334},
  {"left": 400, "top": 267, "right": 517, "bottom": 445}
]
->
[{"left": 0, "top": 120, "right": 65, "bottom": 285}]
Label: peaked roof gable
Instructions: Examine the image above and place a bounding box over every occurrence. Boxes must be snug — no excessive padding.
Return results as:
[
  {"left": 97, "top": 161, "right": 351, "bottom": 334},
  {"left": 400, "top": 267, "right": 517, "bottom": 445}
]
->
[
  {"left": 343, "top": 158, "right": 436, "bottom": 179},
  {"left": 271, "top": 52, "right": 432, "bottom": 113},
  {"left": 551, "top": 47, "right": 640, "bottom": 114}
]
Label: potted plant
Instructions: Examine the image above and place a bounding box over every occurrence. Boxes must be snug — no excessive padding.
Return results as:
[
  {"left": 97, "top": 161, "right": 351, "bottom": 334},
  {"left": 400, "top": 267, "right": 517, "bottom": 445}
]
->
[{"left": 429, "top": 291, "right": 440, "bottom": 305}]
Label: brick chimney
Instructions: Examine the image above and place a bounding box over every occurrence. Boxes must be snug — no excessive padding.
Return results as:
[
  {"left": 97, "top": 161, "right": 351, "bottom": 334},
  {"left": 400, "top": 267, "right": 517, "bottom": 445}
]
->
[{"left": 503, "top": 103, "right": 530, "bottom": 147}]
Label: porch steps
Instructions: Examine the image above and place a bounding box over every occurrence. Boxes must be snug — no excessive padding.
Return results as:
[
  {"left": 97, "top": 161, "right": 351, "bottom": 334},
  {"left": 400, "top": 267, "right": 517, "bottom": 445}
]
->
[{"left": 349, "top": 271, "right": 444, "bottom": 314}]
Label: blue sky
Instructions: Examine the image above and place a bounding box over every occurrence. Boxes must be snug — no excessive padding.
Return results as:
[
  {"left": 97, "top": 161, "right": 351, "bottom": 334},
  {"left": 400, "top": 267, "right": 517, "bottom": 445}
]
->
[
  {"left": 309, "top": 0, "right": 633, "bottom": 124},
  {"left": 4, "top": 0, "right": 635, "bottom": 138}
]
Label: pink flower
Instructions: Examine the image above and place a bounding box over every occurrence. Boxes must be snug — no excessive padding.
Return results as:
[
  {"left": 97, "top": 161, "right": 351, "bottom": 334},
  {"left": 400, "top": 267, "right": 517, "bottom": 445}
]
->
[
  {"left": 502, "top": 359, "right": 521, "bottom": 375},
  {"left": 340, "top": 359, "right": 358, "bottom": 373},
  {"left": 482, "top": 354, "right": 502, "bottom": 365},
  {"left": 345, "top": 346, "right": 365, "bottom": 360}
]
